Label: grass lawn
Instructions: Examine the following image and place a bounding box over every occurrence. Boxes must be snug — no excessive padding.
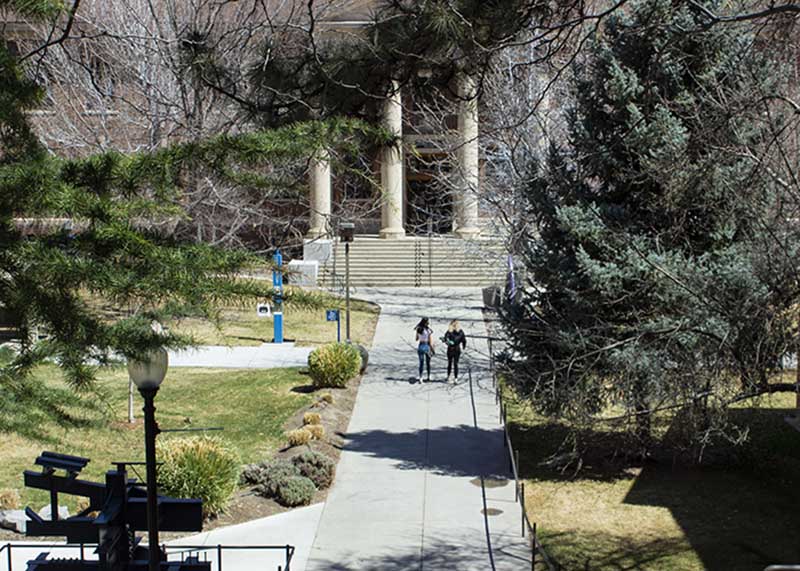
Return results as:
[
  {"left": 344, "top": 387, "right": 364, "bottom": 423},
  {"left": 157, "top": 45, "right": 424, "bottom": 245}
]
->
[
  {"left": 1, "top": 365, "right": 314, "bottom": 512},
  {"left": 507, "top": 386, "right": 800, "bottom": 571},
  {"left": 168, "top": 290, "right": 379, "bottom": 347}
]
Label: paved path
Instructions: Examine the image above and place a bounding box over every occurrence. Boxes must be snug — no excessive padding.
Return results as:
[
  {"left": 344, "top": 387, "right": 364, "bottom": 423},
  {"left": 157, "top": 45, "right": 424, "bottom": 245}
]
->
[
  {"left": 306, "top": 287, "right": 529, "bottom": 571},
  {"left": 1, "top": 505, "right": 324, "bottom": 571},
  {"left": 168, "top": 503, "right": 324, "bottom": 571},
  {"left": 168, "top": 343, "right": 312, "bottom": 369}
]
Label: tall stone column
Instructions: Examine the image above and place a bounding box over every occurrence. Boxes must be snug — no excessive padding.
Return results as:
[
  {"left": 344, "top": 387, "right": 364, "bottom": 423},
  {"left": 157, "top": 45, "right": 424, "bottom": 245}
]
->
[
  {"left": 307, "top": 149, "right": 332, "bottom": 239},
  {"left": 455, "top": 74, "right": 480, "bottom": 238},
  {"left": 379, "top": 80, "right": 406, "bottom": 239}
]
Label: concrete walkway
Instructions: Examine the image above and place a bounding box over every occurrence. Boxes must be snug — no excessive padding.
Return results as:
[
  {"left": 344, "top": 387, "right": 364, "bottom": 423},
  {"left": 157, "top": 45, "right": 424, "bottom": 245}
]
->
[
  {"left": 168, "top": 503, "right": 324, "bottom": 571},
  {"left": 305, "top": 287, "right": 529, "bottom": 571},
  {"left": 0, "top": 505, "right": 324, "bottom": 571},
  {"left": 168, "top": 343, "right": 312, "bottom": 369}
]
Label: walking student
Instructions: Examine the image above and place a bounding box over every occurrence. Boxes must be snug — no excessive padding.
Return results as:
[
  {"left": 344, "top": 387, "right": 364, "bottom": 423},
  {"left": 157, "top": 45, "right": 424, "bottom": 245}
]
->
[
  {"left": 444, "top": 319, "right": 467, "bottom": 383},
  {"left": 415, "top": 317, "right": 434, "bottom": 383}
]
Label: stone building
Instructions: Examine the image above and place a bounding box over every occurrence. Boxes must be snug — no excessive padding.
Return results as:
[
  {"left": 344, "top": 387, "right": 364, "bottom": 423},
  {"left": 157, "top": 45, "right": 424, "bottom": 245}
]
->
[
  {"left": 2, "top": 1, "right": 504, "bottom": 285},
  {"left": 309, "top": 1, "right": 485, "bottom": 242}
]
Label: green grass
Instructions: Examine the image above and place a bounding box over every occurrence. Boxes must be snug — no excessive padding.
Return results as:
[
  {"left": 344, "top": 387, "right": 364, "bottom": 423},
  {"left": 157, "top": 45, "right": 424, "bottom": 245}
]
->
[
  {"left": 1, "top": 365, "right": 313, "bottom": 511},
  {"left": 508, "top": 387, "right": 800, "bottom": 570},
  {"left": 169, "top": 291, "right": 379, "bottom": 347}
]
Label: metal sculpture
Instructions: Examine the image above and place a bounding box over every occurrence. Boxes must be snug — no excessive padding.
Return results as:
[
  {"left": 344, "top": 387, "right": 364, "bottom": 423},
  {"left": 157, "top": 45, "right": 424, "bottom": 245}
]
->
[{"left": 22, "top": 451, "right": 207, "bottom": 571}]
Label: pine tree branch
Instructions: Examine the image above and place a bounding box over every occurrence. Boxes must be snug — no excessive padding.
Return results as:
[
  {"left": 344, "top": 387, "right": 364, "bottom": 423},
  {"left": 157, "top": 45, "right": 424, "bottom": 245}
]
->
[{"left": 19, "top": 0, "right": 81, "bottom": 62}]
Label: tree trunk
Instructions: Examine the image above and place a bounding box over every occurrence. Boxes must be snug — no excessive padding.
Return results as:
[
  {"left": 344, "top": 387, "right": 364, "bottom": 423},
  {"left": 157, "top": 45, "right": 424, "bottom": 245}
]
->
[{"left": 633, "top": 379, "right": 651, "bottom": 452}]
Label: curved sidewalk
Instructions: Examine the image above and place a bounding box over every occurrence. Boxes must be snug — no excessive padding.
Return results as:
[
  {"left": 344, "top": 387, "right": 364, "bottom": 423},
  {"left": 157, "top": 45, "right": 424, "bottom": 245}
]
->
[
  {"left": 306, "top": 287, "right": 529, "bottom": 571},
  {"left": 168, "top": 343, "right": 313, "bottom": 369}
]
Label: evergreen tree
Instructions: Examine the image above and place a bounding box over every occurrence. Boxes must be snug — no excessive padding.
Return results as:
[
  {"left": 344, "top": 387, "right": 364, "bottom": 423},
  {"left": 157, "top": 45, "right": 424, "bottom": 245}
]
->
[
  {"left": 0, "top": 0, "right": 380, "bottom": 427},
  {"left": 505, "top": 0, "right": 800, "bottom": 454}
]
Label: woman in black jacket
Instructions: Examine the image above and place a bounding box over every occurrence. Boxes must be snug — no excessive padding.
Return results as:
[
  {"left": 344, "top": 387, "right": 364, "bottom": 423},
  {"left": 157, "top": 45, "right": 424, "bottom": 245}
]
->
[{"left": 443, "top": 319, "right": 467, "bottom": 383}]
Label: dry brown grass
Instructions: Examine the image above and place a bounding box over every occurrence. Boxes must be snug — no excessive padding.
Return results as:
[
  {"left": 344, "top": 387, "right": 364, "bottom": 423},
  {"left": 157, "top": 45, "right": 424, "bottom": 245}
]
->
[
  {"left": 306, "top": 424, "right": 325, "bottom": 440},
  {"left": 509, "top": 387, "right": 800, "bottom": 570},
  {"left": 286, "top": 428, "right": 312, "bottom": 447},
  {"left": 0, "top": 488, "right": 20, "bottom": 510}
]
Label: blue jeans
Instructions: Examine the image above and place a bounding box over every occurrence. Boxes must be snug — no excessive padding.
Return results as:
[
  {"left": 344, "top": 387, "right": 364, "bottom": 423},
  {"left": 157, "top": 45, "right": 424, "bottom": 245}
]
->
[{"left": 418, "top": 345, "right": 431, "bottom": 378}]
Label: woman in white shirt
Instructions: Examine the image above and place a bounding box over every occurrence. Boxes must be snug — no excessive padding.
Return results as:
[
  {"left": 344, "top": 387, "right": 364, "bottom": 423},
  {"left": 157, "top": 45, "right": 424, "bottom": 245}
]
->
[{"left": 415, "top": 317, "right": 434, "bottom": 382}]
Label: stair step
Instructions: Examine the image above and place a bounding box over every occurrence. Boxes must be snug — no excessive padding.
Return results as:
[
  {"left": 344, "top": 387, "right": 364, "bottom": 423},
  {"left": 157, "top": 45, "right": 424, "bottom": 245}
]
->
[{"left": 310, "top": 236, "right": 506, "bottom": 287}]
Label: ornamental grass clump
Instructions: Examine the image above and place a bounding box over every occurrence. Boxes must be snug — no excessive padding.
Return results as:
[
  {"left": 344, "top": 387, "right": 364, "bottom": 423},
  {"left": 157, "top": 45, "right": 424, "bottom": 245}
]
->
[
  {"left": 308, "top": 343, "right": 361, "bottom": 388},
  {"left": 275, "top": 476, "right": 316, "bottom": 507},
  {"left": 287, "top": 428, "right": 312, "bottom": 447},
  {"left": 306, "top": 424, "right": 325, "bottom": 440},
  {"left": 0, "top": 488, "right": 20, "bottom": 510},
  {"left": 159, "top": 436, "right": 240, "bottom": 518},
  {"left": 303, "top": 412, "right": 322, "bottom": 425},
  {"left": 292, "top": 451, "right": 335, "bottom": 489}
]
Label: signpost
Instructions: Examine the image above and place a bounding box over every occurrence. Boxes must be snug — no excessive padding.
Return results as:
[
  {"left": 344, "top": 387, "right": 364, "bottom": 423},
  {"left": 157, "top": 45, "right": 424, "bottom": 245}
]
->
[
  {"left": 273, "top": 250, "right": 283, "bottom": 344},
  {"left": 326, "top": 309, "right": 341, "bottom": 343}
]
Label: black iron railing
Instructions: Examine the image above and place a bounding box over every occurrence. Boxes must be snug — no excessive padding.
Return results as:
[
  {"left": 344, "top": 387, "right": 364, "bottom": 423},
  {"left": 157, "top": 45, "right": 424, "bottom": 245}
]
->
[
  {"left": 0, "top": 542, "right": 295, "bottom": 571},
  {"left": 478, "top": 335, "right": 561, "bottom": 571}
]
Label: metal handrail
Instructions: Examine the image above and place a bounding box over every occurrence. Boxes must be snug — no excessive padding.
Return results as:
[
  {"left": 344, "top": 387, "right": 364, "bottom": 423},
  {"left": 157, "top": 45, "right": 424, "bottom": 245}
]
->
[
  {"left": 489, "top": 342, "right": 560, "bottom": 571},
  {"left": 0, "top": 542, "right": 295, "bottom": 571}
]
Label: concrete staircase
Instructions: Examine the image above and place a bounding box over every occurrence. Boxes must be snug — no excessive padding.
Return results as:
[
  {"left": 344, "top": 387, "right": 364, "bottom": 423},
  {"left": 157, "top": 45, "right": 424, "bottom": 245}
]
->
[{"left": 318, "top": 235, "right": 506, "bottom": 288}]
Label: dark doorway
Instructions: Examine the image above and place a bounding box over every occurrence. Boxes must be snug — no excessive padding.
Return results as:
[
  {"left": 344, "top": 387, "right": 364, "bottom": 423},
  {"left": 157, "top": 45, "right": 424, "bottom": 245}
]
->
[{"left": 406, "top": 152, "right": 453, "bottom": 235}]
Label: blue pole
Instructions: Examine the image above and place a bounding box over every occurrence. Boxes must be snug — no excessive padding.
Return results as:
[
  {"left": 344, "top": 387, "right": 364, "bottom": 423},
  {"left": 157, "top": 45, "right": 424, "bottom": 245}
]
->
[
  {"left": 273, "top": 250, "right": 284, "bottom": 344},
  {"left": 337, "top": 312, "right": 341, "bottom": 343}
]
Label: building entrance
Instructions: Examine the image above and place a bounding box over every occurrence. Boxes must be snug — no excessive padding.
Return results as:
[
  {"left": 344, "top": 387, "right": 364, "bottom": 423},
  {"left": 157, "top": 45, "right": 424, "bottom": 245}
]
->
[{"left": 405, "top": 152, "right": 453, "bottom": 235}]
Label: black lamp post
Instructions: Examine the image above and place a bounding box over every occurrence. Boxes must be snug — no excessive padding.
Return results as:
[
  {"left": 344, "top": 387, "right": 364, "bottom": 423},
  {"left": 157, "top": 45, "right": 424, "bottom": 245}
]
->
[
  {"left": 339, "top": 222, "right": 355, "bottom": 343},
  {"left": 128, "top": 347, "right": 169, "bottom": 571}
]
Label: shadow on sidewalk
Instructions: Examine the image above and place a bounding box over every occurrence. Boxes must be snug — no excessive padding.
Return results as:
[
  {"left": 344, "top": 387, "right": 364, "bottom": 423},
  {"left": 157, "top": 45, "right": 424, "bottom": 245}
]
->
[
  {"left": 308, "top": 533, "right": 527, "bottom": 571},
  {"left": 339, "top": 424, "right": 510, "bottom": 478}
]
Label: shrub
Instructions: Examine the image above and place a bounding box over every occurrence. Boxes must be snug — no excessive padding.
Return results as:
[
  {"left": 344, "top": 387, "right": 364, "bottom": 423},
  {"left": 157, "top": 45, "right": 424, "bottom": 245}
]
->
[
  {"left": 287, "top": 428, "right": 312, "bottom": 447},
  {"left": 0, "top": 488, "right": 20, "bottom": 510},
  {"left": 240, "top": 463, "right": 267, "bottom": 486},
  {"left": 306, "top": 424, "right": 325, "bottom": 440},
  {"left": 308, "top": 343, "right": 361, "bottom": 388},
  {"left": 275, "top": 476, "right": 316, "bottom": 507},
  {"left": 292, "top": 451, "right": 335, "bottom": 489},
  {"left": 254, "top": 459, "right": 301, "bottom": 497},
  {"left": 303, "top": 412, "right": 322, "bottom": 425},
  {"left": 159, "top": 436, "right": 240, "bottom": 518},
  {"left": 320, "top": 393, "right": 334, "bottom": 404}
]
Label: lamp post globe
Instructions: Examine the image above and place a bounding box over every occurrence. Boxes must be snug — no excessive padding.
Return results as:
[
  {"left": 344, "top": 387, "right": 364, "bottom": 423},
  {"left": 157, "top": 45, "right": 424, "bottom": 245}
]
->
[
  {"left": 128, "top": 347, "right": 168, "bottom": 571},
  {"left": 127, "top": 348, "right": 169, "bottom": 391}
]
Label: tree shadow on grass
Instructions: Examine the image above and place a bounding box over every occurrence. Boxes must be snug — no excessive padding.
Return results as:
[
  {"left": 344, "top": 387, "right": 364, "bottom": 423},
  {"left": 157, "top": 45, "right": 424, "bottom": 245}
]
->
[
  {"left": 0, "top": 374, "right": 95, "bottom": 442},
  {"left": 511, "top": 407, "right": 800, "bottom": 570},
  {"left": 623, "top": 408, "right": 800, "bottom": 571},
  {"left": 540, "top": 531, "right": 695, "bottom": 571},
  {"left": 511, "top": 420, "right": 642, "bottom": 483}
]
